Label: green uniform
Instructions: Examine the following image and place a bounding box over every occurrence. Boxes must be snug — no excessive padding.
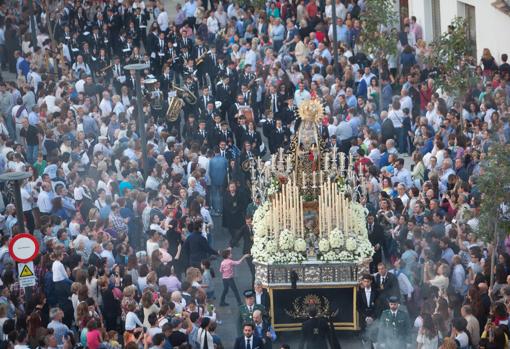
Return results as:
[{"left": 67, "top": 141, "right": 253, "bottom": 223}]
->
[
  {"left": 239, "top": 304, "right": 266, "bottom": 330},
  {"left": 377, "top": 308, "right": 410, "bottom": 346}
]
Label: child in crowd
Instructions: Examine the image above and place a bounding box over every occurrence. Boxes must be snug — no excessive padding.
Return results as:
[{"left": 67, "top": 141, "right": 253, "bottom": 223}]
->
[{"left": 219, "top": 248, "right": 250, "bottom": 306}]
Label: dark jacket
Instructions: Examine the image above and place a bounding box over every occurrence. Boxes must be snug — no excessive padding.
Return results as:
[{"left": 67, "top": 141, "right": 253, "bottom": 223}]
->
[
  {"left": 182, "top": 231, "right": 218, "bottom": 268},
  {"left": 233, "top": 335, "right": 263, "bottom": 349},
  {"left": 222, "top": 191, "right": 248, "bottom": 229},
  {"left": 300, "top": 316, "right": 330, "bottom": 349}
]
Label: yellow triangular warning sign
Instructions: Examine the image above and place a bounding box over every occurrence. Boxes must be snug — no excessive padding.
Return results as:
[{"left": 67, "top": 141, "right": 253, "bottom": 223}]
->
[{"left": 20, "top": 265, "right": 33, "bottom": 277}]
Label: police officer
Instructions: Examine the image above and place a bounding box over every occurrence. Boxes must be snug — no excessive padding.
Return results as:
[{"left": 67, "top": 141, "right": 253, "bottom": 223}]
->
[
  {"left": 239, "top": 290, "right": 266, "bottom": 332},
  {"left": 376, "top": 296, "right": 410, "bottom": 347},
  {"left": 300, "top": 305, "right": 330, "bottom": 349}
]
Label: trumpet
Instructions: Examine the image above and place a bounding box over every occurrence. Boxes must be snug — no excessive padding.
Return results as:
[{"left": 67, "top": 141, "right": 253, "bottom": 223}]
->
[{"left": 96, "top": 63, "right": 113, "bottom": 74}]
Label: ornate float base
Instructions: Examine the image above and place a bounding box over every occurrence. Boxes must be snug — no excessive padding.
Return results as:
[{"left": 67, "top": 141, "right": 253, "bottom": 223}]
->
[{"left": 255, "top": 261, "right": 359, "bottom": 332}]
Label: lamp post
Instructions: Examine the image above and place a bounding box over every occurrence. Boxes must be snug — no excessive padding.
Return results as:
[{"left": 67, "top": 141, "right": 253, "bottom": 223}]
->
[
  {"left": 123, "top": 63, "right": 150, "bottom": 181},
  {"left": 0, "top": 172, "right": 31, "bottom": 234},
  {"left": 28, "top": 0, "right": 38, "bottom": 49},
  {"left": 331, "top": 0, "right": 340, "bottom": 76}
]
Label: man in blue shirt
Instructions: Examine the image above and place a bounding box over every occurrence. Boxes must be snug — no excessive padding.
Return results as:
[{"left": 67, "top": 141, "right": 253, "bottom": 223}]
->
[{"left": 209, "top": 147, "right": 228, "bottom": 215}]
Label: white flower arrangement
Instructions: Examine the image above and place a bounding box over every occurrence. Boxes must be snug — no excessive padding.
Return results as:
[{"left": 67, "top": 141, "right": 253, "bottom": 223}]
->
[
  {"left": 252, "top": 177, "right": 374, "bottom": 265},
  {"left": 294, "top": 238, "right": 307, "bottom": 253},
  {"left": 318, "top": 238, "right": 330, "bottom": 253},
  {"left": 329, "top": 228, "right": 344, "bottom": 249},
  {"left": 266, "top": 177, "right": 281, "bottom": 196},
  {"left": 279, "top": 229, "right": 295, "bottom": 250},
  {"left": 345, "top": 237, "right": 357, "bottom": 251},
  {"left": 252, "top": 202, "right": 270, "bottom": 237}
]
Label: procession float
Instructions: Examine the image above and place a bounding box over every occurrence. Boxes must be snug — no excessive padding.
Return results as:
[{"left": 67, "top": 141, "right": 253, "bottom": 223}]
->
[{"left": 248, "top": 98, "right": 373, "bottom": 331}]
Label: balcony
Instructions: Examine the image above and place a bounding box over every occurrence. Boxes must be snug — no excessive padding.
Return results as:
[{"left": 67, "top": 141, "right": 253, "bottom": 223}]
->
[{"left": 493, "top": 0, "right": 510, "bottom": 16}]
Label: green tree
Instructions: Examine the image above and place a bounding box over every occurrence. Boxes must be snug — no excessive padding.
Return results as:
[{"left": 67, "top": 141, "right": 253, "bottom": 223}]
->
[
  {"left": 477, "top": 144, "right": 510, "bottom": 285},
  {"left": 359, "top": 0, "right": 399, "bottom": 59},
  {"left": 477, "top": 144, "right": 510, "bottom": 239},
  {"left": 359, "top": 0, "right": 399, "bottom": 109},
  {"left": 427, "top": 17, "right": 476, "bottom": 100}
]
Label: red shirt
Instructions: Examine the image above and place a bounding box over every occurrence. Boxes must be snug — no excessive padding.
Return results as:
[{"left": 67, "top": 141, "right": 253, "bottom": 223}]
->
[
  {"left": 87, "top": 329, "right": 102, "bottom": 349},
  {"left": 306, "top": 2, "right": 318, "bottom": 18}
]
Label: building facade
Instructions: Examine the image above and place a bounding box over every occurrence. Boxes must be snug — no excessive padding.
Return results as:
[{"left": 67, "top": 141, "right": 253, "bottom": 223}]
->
[{"left": 407, "top": 0, "right": 510, "bottom": 62}]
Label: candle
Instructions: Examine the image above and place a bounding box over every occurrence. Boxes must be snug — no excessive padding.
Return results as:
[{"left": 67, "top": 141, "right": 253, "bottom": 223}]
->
[
  {"left": 292, "top": 171, "right": 296, "bottom": 185},
  {"left": 319, "top": 184, "right": 322, "bottom": 235},
  {"left": 302, "top": 171, "right": 306, "bottom": 189},
  {"left": 319, "top": 171, "right": 323, "bottom": 187},
  {"left": 312, "top": 171, "right": 316, "bottom": 188},
  {"left": 324, "top": 153, "right": 329, "bottom": 172}
]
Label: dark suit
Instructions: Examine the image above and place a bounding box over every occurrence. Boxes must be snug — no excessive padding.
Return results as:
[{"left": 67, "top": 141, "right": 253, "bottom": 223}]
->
[
  {"left": 233, "top": 336, "right": 264, "bottom": 349},
  {"left": 357, "top": 287, "right": 379, "bottom": 329},
  {"left": 367, "top": 222, "right": 385, "bottom": 273},
  {"left": 381, "top": 117, "right": 395, "bottom": 143},
  {"left": 255, "top": 289, "right": 271, "bottom": 313},
  {"left": 269, "top": 127, "right": 289, "bottom": 154},
  {"left": 373, "top": 272, "right": 400, "bottom": 315},
  {"left": 300, "top": 316, "right": 330, "bottom": 349}
]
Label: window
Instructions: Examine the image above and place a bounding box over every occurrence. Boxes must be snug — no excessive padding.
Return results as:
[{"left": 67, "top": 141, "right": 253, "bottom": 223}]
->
[
  {"left": 458, "top": 2, "right": 477, "bottom": 57},
  {"left": 431, "top": 0, "right": 441, "bottom": 40}
]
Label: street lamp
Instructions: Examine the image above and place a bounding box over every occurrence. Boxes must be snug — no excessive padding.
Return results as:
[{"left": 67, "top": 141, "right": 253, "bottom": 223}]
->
[
  {"left": 123, "top": 63, "right": 150, "bottom": 182},
  {"left": 28, "top": 0, "right": 38, "bottom": 49},
  {"left": 331, "top": 0, "right": 340, "bottom": 76},
  {"left": 0, "top": 172, "right": 31, "bottom": 234}
]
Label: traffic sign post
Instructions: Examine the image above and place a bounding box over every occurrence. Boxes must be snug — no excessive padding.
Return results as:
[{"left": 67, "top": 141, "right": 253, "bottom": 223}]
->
[
  {"left": 8, "top": 233, "right": 39, "bottom": 263},
  {"left": 9, "top": 233, "right": 39, "bottom": 289}
]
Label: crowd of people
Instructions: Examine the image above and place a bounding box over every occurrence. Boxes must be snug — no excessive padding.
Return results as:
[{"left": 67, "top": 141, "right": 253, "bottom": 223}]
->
[{"left": 0, "top": 0, "right": 509, "bottom": 348}]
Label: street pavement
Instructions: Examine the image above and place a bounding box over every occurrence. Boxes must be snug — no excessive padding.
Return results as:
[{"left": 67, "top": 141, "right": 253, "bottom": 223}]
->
[{"left": 209, "top": 215, "right": 364, "bottom": 348}]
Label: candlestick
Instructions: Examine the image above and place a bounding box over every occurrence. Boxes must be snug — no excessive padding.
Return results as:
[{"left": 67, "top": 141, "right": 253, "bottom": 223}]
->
[{"left": 286, "top": 156, "right": 292, "bottom": 173}]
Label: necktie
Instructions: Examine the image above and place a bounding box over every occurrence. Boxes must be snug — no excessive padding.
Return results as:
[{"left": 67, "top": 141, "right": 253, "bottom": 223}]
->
[
  {"left": 246, "top": 339, "right": 251, "bottom": 349},
  {"left": 249, "top": 306, "right": 253, "bottom": 313},
  {"left": 381, "top": 276, "right": 385, "bottom": 285}
]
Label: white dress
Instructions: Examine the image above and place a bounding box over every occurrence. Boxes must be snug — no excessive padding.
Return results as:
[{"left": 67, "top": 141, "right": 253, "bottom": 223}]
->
[{"left": 416, "top": 333, "right": 438, "bottom": 349}]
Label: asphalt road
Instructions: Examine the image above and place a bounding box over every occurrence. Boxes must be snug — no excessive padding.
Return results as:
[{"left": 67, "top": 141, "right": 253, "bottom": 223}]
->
[{"left": 208, "top": 215, "right": 364, "bottom": 348}]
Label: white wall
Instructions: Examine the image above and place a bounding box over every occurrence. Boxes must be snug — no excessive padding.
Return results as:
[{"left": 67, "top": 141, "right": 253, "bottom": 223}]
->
[{"left": 408, "top": 0, "right": 510, "bottom": 63}]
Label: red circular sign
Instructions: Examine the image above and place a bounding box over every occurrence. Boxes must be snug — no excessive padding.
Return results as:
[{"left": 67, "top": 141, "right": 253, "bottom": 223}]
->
[{"left": 8, "top": 233, "right": 39, "bottom": 263}]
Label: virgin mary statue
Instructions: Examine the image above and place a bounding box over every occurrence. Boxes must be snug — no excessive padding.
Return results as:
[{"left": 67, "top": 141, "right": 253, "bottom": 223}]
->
[{"left": 290, "top": 98, "right": 325, "bottom": 180}]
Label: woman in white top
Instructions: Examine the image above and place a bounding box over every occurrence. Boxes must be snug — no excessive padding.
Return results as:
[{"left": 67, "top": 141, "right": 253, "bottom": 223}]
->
[
  {"left": 125, "top": 302, "right": 143, "bottom": 331},
  {"left": 146, "top": 229, "right": 161, "bottom": 258},
  {"left": 416, "top": 313, "right": 439, "bottom": 349},
  {"left": 52, "top": 252, "right": 70, "bottom": 283},
  {"left": 197, "top": 317, "right": 214, "bottom": 349}
]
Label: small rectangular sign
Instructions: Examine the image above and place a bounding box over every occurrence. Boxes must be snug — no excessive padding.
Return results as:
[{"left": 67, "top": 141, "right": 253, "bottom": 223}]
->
[{"left": 17, "top": 261, "right": 36, "bottom": 288}]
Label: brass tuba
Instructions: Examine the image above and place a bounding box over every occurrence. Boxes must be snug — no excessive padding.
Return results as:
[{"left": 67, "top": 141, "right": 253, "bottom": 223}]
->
[
  {"left": 181, "top": 85, "right": 197, "bottom": 105},
  {"left": 166, "top": 96, "right": 184, "bottom": 122}
]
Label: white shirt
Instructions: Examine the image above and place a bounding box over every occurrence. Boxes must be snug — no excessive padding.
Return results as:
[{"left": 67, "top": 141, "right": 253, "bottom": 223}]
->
[
  {"left": 52, "top": 259, "right": 68, "bottom": 282},
  {"left": 364, "top": 288, "right": 372, "bottom": 305},
  {"left": 147, "top": 240, "right": 160, "bottom": 258},
  {"left": 20, "top": 186, "right": 33, "bottom": 212},
  {"left": 37, "top": 190, "right": 53, "bottom": 213},
  {"left": 207, "top": 16, "right": 219, "bottom": 33},
  {"left": 157, "top": 11, "right": 169, "bottom": 31},
  {"left": 99, "top": 98, "right": 112, "bottom": 117},
  {"left": 125, "top": 311, "right": 143, "bottom": 331},
  {"left": 294, "top": 89, "right": 311, "bottom": 107}
]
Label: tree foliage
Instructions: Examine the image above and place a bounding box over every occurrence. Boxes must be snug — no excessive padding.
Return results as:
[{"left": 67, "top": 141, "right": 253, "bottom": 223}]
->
[
  {"left": 427, "top": 17, "right": 476, "bottom": 99},
  {"left": 359, "top": 0, "right": 399, "bottom": 58},
  {"left": 477, "top": 144, "right": 510, "bottom": 242}
]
